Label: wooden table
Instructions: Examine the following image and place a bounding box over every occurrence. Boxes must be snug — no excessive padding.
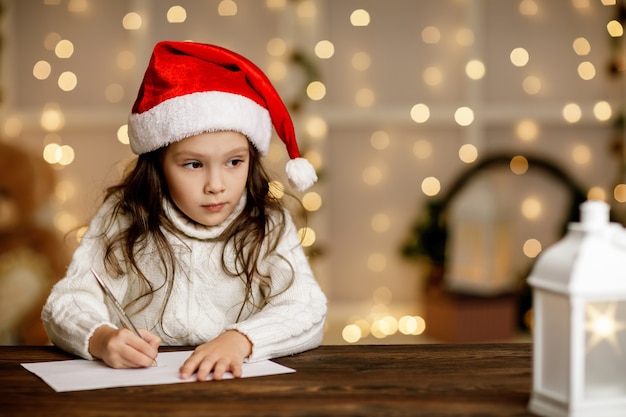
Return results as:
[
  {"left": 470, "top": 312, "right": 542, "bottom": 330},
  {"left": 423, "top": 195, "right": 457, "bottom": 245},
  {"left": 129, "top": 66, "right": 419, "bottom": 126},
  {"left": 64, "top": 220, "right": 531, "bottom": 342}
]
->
[{"left": 0, "top": 343, "right": 535, "bottom": 417}]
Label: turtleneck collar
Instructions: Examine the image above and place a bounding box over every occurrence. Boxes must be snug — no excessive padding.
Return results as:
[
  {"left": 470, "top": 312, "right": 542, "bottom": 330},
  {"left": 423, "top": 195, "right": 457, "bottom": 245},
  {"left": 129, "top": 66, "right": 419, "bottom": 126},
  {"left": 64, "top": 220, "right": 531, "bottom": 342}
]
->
[{"left": 163, "top": 193, "right": 247, "bottom": 240}]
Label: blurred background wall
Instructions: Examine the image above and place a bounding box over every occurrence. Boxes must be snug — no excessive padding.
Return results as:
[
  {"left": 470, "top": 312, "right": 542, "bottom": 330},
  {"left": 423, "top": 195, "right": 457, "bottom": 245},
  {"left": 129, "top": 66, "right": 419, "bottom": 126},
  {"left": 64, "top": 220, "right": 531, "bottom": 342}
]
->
[{"left": 0, "top": 0, "right": 624, "bottom": 345}]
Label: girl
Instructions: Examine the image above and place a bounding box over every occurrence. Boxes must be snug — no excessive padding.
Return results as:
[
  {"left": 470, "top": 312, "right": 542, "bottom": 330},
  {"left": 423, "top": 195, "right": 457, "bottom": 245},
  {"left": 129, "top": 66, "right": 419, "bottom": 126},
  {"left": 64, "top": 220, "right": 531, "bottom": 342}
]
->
[{"left": 42, "top": 41, "right": 327, "bottom": 381}]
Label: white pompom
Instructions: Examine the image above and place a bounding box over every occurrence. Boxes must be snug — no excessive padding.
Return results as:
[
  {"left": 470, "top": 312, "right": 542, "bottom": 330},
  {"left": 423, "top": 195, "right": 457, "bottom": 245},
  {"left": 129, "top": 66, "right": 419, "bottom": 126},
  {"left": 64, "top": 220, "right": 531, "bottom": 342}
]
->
[{"left": 285, "top": 158, "right": 318, "bottom": 192}]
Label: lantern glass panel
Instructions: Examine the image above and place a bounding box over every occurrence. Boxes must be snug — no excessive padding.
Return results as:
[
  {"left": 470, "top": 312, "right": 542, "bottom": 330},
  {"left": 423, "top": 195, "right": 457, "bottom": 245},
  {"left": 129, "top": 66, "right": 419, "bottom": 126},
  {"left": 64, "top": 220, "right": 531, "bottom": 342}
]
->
[
  {"left": 538, "top": 291, "right": 569, "bottom": 397},
  {"left": 584, "top": 300, "right": 626, "bottom": 399}
]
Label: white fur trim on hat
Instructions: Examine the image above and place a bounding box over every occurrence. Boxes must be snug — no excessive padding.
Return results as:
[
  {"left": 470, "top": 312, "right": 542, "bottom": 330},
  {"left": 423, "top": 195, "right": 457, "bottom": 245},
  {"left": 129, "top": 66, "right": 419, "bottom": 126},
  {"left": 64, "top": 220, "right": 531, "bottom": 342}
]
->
[
  {"left": 128, "top": 91, "right": 272, "bottom": 155},
  {"left": 286, "top": 157, "right": 318, "bottom": 192}
]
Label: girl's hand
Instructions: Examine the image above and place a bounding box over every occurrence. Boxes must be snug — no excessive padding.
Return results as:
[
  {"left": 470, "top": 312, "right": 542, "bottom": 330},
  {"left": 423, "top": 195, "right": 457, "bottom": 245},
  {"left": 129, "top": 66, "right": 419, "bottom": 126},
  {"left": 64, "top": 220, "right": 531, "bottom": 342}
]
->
[
  {"left": 88, "top": 325, "right": 161, "bottom": 368},
  {"left": 179, "top": 330, "right": 253, "bottom": 381}
]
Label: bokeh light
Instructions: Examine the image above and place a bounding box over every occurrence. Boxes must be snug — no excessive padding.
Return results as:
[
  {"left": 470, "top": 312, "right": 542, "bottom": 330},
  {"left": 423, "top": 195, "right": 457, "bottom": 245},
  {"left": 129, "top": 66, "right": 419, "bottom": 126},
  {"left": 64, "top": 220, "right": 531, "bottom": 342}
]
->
[{"left": 350, "top": 9, "right": 370, "bottom": 26}]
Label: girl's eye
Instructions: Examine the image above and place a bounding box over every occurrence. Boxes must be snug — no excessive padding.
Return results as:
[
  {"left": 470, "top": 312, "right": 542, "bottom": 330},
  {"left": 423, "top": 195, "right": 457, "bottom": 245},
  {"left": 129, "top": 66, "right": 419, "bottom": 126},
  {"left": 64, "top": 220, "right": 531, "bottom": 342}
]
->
[
  {"left": 183, "top": 161, "right": 202, "bottom": 169},
  {"left": 227, "top": 158, "right": 244, "bottom": 168}
]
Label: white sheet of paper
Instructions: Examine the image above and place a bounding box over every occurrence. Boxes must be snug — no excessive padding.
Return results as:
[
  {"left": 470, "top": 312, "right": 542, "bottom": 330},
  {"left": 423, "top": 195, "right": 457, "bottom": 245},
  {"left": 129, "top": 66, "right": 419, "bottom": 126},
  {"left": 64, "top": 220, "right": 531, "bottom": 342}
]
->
[{"left": 21, "top": 350, "right": 295, "bottom": 392}]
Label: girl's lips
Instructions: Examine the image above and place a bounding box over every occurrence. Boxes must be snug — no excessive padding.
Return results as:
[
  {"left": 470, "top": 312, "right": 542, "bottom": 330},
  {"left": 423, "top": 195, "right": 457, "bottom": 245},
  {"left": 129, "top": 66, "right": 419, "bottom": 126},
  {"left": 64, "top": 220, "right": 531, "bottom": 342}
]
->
[{"left": 202, "top": 203, "right": 226, "bottom": 212}]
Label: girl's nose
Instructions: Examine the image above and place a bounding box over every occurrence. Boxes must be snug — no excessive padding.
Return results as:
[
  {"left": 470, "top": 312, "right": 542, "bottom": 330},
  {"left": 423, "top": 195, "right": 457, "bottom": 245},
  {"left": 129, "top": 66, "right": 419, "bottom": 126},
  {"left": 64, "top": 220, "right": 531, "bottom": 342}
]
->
[{"left": 204, "top": 169, "right": 225, "bottom": 194}]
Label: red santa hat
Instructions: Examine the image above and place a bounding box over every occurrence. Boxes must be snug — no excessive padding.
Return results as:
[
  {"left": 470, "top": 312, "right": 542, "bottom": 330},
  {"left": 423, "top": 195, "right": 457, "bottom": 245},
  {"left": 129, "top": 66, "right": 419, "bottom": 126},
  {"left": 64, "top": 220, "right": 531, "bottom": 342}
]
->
[{"left": 128, "top": 41, "right": 317, "bottom": 192}]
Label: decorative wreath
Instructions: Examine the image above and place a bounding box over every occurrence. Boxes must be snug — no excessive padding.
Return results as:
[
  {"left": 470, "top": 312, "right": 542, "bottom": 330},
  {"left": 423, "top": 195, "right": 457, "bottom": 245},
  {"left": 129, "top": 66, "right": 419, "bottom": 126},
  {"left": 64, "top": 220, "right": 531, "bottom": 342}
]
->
[
  {"left": 400, "top": 153, "right": 588, "bottom": 289},
  {"left": 400, "top": 153, "right": 590, "bottom": 330}
]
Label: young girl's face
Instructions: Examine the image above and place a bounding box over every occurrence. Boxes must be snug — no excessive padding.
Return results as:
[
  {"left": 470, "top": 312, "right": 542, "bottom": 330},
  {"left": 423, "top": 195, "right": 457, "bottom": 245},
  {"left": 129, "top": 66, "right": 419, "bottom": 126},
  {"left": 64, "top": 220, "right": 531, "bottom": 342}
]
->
[{"left": 162, "top": 131, "right": 250, "bottom": 227}]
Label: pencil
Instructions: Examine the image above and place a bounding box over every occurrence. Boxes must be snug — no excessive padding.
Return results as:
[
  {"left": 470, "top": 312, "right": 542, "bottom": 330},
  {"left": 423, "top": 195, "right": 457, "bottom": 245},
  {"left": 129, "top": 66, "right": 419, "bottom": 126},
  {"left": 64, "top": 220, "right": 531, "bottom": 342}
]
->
[{"left": 91, "top": 268, "right": 158, "bottom": 367}]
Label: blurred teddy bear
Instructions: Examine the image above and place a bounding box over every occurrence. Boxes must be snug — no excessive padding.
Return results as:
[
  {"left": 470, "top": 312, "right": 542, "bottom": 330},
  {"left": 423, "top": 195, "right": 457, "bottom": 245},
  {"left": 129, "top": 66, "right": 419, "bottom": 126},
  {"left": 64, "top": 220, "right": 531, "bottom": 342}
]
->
[{"left": 0, "top": 141, "right": 70, "bottom": 344}]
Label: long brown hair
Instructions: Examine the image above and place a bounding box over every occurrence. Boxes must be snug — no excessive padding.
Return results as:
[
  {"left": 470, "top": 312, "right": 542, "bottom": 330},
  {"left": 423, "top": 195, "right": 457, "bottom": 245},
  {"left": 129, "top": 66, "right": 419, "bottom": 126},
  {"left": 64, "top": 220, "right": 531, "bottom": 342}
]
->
[{"left": 99, "top": 142, "right": 293, "bottom": 326}]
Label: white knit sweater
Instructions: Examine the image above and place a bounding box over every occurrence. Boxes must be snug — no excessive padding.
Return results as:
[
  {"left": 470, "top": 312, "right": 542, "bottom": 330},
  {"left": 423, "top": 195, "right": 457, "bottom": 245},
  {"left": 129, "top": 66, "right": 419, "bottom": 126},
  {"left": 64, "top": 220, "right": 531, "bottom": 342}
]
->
[{"left": 42, "top": 194, "right": 327, "bottom": 362}]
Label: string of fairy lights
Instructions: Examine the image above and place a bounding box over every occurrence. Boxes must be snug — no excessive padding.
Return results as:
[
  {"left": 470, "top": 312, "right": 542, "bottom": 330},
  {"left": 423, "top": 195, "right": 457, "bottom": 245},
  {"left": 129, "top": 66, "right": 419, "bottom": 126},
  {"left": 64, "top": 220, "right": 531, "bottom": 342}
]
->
[{"left": 2, "top": 0, "right": 625, "bottom": 343}]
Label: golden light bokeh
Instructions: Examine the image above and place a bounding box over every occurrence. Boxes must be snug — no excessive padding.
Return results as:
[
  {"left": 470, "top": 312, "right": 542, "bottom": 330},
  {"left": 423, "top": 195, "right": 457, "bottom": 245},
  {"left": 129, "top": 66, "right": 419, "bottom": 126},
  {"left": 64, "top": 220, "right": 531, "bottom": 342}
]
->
[
  {"left": 55, "top": 39, "right": 74, "bottom": 58},
  {"left": 413, "top": 139, "right": 433, "bottom": 159},
  {"left": 218, "top": 0, "right": 238, "bottom": 16},
  {"left": 315, "top": 40, "right": 335, "bottom": 59},
  {"left": 465, "top": 59, "right": 486, "bottom": 80},
  {"left": 350, "top": 9, "right": 370, "bottom": 26},
  {"left": 298, "top": 227, "right": 316, "bottom": 247},
  {"left": 370, "top": 131, "right": 390, "bottom": 150},
  {"left": 33, "top": 60, "right": 52, "bottom": 80},
  {"left": 370, "top": 213, "right": 391, "bottom": 233},
  {"left": 521, "top": 197, "right": 542, "bottom": 220},
  {"left": 410, "top": 103, "right": 430, "bottom": 123},
  {"left": 573, "top": 37, "right": 591, "bottom": 55},
  {"left": 562, "top": 103, "right": 582, "bottom": 123},
  {"left": 607, "top": 19, "right": 624, "bottom": 37},
  {"left": 421, "top": 176, "right": 441, "bottom": 196},
  {"left": 454, "top": 107, "right": 475, "bottom": 126},
  {"left": 355, "top": 88, "right": 376, "bottom": 108},
  {"left": 266, "top": 38, "right": 287, "bottom": 57},
  {"left": 306, "top": 81, "right": 326, "bottom": 100},
  {"left": 422, "top": 26, "right": 441, "bottom": 44},
  {"left": 459, "top": 144, "right": 478, "bottom": 163},
  {"left": 510, "top": 47, "right": 530, "bottom": 67},
  {"left": 515, "top": 119, "right": 539, "bottom": 141},
  {"left": 302, "top": 192, "right": 322, "bottom": 212},
  {"left": 423, "top": 66, "right": 444, "bottom": 86},
  {"left": 351, "top": 52, "right": 371, "bottom": 71},
  {"left": 510, "top": 155, "right": 529, "bottom": 175},
  {"left": 572, "top": 144, "right": 591, "bottom": 165},
  {"left": 122, "top": 12, "right": 142, "bottom": 30},
  {"left": 593, "top": 101, "right": 612, "bottom": 121},
  {"left": 167, "top": 6, "right": 187, "bottom": 23},
  {"left": 522, "top": 75, "right": 542, "bottom": 95},
  {"left": 362, "top": 166, "right": 383, "bottom": 186},
  {"left": 523, "top": 239, "right": 542, "bottom": 258}
]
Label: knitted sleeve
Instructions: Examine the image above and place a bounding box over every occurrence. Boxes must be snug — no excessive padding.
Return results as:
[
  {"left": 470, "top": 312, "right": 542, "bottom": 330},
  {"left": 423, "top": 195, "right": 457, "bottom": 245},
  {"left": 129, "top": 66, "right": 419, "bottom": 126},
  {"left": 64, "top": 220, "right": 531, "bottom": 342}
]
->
[
  {"left": 227, "top": 211, "right": 327, "bottom": 361},
  {"left": 41, "top": 198, "right": 121, "bottom": 360}
]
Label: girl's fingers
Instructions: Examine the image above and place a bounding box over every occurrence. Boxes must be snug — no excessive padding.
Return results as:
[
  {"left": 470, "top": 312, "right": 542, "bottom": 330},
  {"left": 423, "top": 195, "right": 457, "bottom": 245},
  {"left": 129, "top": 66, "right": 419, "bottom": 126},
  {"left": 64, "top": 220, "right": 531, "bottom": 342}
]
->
[
  {"left": 196, "top": 358, "right": 217, "bottom": 381},
  {"left": 179, "top": 356, "right": 237, "bottom": 381},
  {"left": 138, "top": 329, "right": 162, "bottom": 349},
  {"left": 178, "top": 335, "right": 248, "bottom": 381},
  {"left": 106, "top": 329, "right": 158, "bottom": 368},
  {"left": 179, "top": 353, "right": 203, "bottom": 379},
  {"left": 210, "top": 360, "right": 229, "bottom": 381},
  {"left": 230, "top": 362, "right": 243, "bottom": 378}
]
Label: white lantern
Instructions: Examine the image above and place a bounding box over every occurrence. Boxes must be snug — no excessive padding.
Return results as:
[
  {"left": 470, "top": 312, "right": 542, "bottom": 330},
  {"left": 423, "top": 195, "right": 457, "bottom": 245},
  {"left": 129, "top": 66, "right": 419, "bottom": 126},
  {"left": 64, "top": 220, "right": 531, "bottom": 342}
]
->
[{"left": 529, "top": 200, "right": 626, "bottom": 417}]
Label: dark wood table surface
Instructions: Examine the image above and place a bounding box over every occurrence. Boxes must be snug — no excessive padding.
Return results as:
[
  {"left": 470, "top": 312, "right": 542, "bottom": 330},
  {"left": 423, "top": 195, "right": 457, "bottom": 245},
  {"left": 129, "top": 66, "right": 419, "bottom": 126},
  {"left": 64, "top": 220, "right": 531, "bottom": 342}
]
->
[{"left": 0, "top": 343, "right": 535, "bottom": 417}]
